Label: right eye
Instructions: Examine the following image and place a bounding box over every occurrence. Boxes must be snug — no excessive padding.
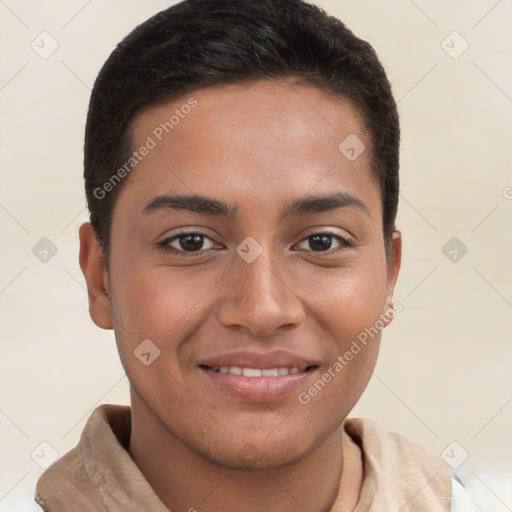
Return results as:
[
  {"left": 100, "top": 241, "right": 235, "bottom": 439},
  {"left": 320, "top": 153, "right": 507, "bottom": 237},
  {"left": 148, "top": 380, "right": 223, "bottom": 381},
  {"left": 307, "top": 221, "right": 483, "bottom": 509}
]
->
[{"left": 158, "top": 232, "right": 219, "bottom": 256}]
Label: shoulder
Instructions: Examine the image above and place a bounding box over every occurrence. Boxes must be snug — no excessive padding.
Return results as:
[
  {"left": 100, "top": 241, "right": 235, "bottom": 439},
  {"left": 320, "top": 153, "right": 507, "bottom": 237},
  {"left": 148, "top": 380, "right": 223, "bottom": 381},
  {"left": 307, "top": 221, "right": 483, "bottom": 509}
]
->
[
  {"left": 344, "top": 417, "right": 453, "bottom": 511},
  {"left": 34, "top": 404, "right": 132, "bottom": 510},
  {"left": 344, "top": 416, "right": 451, "bottom": 476},
  {"left": 344, "top": 417, "right": 511, "bottom": 512}
]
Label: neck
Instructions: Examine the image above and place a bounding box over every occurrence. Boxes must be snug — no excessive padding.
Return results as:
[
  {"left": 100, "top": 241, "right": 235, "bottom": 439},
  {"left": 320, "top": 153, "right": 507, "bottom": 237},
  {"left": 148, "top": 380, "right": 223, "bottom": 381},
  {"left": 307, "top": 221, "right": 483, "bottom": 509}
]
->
[{"left": 128, "top": 391, "right": 362, "bottom": 512}]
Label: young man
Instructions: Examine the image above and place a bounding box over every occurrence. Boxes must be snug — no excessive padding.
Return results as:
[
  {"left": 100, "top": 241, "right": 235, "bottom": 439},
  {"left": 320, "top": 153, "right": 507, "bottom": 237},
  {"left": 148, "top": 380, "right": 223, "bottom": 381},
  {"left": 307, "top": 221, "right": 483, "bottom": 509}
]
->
[{"left": 34, "top": 0, "right": 493, "bottom": 510}]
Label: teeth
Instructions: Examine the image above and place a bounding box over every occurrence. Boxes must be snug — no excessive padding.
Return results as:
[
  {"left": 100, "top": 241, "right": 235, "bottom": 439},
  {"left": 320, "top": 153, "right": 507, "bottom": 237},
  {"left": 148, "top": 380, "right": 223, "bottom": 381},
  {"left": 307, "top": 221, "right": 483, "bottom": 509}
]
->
[
  {"left": 209, "top": 366, "right": 302, "bottom": 377},
  {"left": 243, "top": 368, "right": 262, "bottom": 377}
]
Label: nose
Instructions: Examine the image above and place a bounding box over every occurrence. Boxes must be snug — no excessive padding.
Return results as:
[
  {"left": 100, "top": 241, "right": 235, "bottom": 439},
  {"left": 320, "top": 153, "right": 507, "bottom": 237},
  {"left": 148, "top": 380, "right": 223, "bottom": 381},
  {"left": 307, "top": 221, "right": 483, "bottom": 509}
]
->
[{"left": 216, "top": 250, "right": 306, "bottom": 338}]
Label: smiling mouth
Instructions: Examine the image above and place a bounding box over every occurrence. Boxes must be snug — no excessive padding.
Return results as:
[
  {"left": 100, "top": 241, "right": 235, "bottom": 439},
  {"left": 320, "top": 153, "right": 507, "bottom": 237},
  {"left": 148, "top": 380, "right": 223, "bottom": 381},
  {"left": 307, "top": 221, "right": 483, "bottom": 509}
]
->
[
  {"left": 199, "top": 365, "right": 318, "bottom": 377},
  {"left": 198, "top": 363, "right": 319, "bottom": 402}
]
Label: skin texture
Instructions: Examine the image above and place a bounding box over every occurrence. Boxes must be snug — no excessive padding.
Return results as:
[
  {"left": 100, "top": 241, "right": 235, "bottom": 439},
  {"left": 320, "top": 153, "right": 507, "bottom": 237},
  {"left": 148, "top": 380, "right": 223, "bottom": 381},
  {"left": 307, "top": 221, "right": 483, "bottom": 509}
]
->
[{"left": 79, "top": 79, "right": 401, "bottom": 511}]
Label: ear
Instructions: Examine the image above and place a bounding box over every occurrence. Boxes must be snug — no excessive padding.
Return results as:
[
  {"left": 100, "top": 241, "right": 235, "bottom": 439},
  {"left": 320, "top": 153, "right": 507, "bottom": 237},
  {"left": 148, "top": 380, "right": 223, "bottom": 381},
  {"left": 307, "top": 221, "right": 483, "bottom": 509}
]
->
[
  {"left": 79, "top": 222, "right": 113, "bottom": 330},
  {"left": 382, "top": 230, "right": 402, "bottom": 327}
]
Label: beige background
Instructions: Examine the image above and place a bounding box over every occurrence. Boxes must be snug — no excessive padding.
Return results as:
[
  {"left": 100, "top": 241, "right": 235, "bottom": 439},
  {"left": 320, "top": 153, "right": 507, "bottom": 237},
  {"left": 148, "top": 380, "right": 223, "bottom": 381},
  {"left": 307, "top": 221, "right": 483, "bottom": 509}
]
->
[{"left": 1, "top": 0, "right": 511, "bottom": 510}]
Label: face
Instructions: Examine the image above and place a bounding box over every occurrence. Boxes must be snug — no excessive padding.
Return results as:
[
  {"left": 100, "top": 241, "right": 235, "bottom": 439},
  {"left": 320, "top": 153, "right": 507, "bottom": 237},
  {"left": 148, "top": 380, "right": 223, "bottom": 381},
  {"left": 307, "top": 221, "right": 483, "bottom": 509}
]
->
[{"left": 80, "top": 79, "right": 401, "bottom": 470}]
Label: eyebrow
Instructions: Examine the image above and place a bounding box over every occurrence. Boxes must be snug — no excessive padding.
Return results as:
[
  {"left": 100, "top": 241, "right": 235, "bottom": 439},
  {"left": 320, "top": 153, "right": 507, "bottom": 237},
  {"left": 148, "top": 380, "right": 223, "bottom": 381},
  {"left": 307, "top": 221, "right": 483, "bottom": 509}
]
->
[{"left": 142, "top": 192, "right": 370, "bottom": 219}]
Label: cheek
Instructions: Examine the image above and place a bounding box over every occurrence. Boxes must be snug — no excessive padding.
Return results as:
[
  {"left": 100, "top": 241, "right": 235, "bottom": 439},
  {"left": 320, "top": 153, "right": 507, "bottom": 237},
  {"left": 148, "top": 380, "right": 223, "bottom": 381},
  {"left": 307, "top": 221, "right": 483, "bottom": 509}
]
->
[
  {"left": 111, "top": 264, "right": 219, "bottom": 341},
  {"left": 108, "top": 267, "right": 208, "bottom": 403},
  {"left": 298, "top": 255, "right": 388, "bottom": 342},
  {"left": 295, "top": 255, "right": 387, "bottom": 399},
  {"left": 108, "top": 263, "right": 232, "bottom": 389}
]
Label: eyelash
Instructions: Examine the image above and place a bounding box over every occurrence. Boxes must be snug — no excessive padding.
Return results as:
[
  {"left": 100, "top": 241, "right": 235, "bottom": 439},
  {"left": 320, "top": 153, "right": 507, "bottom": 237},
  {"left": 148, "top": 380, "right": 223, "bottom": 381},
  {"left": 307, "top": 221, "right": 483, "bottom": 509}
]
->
[{"left": 157, "top": 231, "right": 354, "bottom": 257}]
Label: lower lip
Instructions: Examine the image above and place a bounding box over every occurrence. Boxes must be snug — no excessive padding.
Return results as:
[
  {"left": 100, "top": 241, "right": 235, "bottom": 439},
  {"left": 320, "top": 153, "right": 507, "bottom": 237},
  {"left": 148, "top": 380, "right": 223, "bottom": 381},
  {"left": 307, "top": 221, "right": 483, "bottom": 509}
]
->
[{"left": 199, "top": 367, "right": 317, "bottom": 402}]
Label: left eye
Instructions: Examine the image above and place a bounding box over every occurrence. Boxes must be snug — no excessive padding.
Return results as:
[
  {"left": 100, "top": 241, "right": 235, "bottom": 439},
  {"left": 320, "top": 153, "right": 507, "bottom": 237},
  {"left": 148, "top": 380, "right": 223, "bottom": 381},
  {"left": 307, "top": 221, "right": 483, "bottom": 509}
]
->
[{"left": 295, "top": 233, "right": 351, "bottom": 252}]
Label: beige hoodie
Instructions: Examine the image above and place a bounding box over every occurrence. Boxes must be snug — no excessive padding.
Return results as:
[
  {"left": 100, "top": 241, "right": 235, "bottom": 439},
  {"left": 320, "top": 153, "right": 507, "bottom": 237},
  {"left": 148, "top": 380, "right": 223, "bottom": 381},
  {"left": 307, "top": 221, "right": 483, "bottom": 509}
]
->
[{"left": 34, "top": 404, "right": 454, "bottom": 511}]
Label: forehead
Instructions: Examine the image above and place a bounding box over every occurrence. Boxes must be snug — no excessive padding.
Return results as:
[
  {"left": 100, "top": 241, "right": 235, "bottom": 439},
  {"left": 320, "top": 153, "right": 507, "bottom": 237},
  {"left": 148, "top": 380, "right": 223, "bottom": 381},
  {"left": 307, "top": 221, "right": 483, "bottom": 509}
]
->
[{"left": 118, "top": 79, "right": 379, "bottom": 220}]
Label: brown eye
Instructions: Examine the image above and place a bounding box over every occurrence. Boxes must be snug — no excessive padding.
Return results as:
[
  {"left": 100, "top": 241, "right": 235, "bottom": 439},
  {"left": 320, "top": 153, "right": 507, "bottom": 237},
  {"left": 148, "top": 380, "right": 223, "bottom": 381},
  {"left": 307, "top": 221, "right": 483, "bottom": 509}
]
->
[
  {"left": 159, "top": 232, "right": 217, "bottom": 253},
  {"left": 296, "top": 232, "right": 352, "bottom": 253}
]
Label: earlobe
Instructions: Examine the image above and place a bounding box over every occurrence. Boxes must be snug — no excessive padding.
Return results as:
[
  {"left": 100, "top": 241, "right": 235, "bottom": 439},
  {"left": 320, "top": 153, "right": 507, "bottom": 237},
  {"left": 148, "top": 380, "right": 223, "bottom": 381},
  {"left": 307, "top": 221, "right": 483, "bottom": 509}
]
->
[
  {"left": 383, "top": 230, "right": 402, "bottom": 327},
  {"left": 79, "top": 222, "right": 113, "bottom": 330}
]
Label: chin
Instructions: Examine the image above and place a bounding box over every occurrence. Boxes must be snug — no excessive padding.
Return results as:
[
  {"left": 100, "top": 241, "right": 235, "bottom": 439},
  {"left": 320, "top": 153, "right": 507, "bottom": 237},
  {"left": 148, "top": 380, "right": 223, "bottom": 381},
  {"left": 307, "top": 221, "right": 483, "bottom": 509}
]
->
[
  {"left": 205, "top": 443, "right": 311, "bottom": 471},
  {"left": 191, "top": 425, "right": 319, "bottom": 471}
]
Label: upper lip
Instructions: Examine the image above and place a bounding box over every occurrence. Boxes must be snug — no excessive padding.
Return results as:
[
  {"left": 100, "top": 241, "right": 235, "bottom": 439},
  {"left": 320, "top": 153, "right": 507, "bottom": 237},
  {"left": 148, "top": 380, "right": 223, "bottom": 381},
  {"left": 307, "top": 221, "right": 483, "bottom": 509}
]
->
[{"left": 198, "top": 349, "right": 319, "bottom": 371}]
